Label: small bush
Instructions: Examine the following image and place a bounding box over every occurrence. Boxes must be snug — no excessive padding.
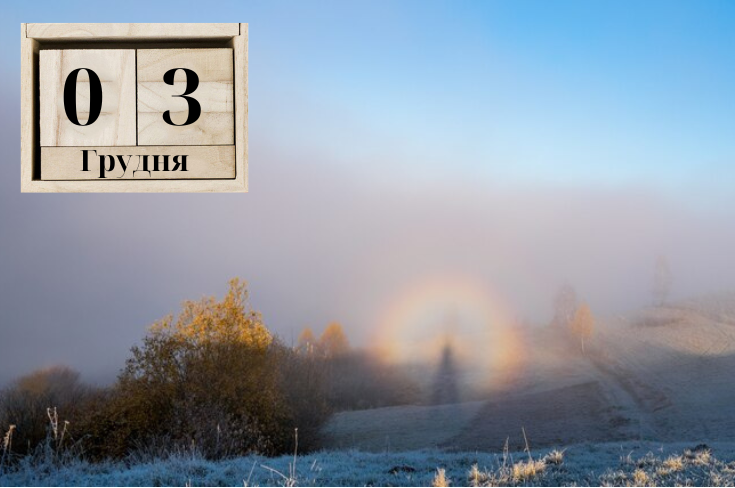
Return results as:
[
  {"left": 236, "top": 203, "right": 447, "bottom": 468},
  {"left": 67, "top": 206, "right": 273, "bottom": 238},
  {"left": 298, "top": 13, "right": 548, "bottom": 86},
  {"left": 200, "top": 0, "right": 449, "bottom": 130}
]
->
[
  {"left": 81, "top": 279, "right": 331, "bottom": 460},
  {"left": 0, "top": 366, "right": 100, "bottom": 457}
]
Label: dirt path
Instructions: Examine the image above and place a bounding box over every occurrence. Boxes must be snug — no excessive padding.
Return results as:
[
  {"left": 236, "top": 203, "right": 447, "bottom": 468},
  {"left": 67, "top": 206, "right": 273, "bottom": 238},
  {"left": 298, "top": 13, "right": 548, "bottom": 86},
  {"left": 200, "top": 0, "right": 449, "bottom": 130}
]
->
[{"left": 585, "top": 341, "right": 672, "bottom": 441}]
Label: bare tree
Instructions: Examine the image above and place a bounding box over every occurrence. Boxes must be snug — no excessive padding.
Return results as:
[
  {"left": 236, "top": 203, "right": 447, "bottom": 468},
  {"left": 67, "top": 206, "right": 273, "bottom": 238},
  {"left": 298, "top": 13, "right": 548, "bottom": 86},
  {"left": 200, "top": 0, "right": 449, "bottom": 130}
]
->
[
  {"left": 551, "top": 283, "right": 578, "bottom": 329},
  {"left": 653, "top": 255, "right": 673, "bottom": 306}
]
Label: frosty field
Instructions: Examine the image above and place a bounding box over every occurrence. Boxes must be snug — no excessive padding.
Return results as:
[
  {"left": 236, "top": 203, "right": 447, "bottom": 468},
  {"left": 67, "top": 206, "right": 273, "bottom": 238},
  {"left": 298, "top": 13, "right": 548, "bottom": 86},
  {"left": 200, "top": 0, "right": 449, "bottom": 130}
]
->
[{"left": 3, "top": 441, "right": 735, "bottom": 486}]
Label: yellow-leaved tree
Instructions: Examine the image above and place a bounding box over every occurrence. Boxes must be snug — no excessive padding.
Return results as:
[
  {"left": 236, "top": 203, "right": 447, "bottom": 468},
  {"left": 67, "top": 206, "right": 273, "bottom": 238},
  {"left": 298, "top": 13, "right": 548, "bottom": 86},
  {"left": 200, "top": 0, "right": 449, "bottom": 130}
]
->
[
  {"left": 156, "top": 277, "right": 272, "bottom": 348},
  {"left": 86, "top": 279, "right": 329, "bottom": 460},
  {"left": 319, "top": 322, "right": 350, "bottom": 357},
  {"left": 297, "top": 326, "right": 316, "bottom": 354},
  {"left": 570, "top": 302, "right": 595, "bottom": 354}
]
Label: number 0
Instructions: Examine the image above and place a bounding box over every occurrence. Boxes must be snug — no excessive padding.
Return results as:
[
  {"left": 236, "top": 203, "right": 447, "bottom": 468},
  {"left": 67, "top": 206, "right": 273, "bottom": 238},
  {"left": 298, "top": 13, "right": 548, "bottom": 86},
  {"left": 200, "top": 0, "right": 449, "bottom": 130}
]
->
[{"left": 63, "top": 68, "right": 103, "bottom": 126}]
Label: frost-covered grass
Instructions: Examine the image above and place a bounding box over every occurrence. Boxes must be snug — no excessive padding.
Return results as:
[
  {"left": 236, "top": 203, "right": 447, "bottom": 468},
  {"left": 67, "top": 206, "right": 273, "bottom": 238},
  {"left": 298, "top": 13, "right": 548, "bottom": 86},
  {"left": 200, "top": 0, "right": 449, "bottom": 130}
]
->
[{"left": 3, "top": 441, "right": 735, "bottom": 486}]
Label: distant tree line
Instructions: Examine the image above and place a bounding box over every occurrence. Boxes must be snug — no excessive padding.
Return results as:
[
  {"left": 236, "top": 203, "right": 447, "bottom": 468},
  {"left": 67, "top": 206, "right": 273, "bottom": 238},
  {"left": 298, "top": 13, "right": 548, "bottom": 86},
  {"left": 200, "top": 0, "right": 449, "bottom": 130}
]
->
[{"left": 550, "top": 255, "right": 674, "bottom": 353}]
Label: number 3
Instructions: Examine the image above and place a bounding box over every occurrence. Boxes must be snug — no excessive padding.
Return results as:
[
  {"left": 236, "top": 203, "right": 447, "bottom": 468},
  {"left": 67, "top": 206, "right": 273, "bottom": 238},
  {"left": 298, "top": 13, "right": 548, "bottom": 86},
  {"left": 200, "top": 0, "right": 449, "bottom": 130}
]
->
[{"left": 162, "top": 68, "right": 201, "bottom": 126}]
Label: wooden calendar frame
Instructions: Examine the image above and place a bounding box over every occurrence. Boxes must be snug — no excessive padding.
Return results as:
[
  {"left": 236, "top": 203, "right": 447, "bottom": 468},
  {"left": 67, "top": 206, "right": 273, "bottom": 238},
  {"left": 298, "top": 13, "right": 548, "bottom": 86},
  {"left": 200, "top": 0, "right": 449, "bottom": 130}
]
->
[{"left": 20, "top": 23, "right": 248, "bottom": 193}]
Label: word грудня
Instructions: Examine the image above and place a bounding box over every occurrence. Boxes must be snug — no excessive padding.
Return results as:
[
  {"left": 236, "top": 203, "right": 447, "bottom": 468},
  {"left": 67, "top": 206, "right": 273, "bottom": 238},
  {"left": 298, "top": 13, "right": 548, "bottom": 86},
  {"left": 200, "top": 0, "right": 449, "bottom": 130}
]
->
[{"left": 81, "top": 149, "right": 188, "bottom": 179}]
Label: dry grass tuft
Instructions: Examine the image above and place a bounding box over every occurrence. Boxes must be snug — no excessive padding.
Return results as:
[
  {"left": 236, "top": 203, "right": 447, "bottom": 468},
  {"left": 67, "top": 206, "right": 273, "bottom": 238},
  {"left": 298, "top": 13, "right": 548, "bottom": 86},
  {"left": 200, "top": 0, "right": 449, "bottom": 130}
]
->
[
  {"left": 631, "top": 468, "right": 652, "bottom": 487},
  {"left": 468, "top": 464, "right": 488, "bottom": 487},
  {"left": 693, "top": 449, "right": 712, "bottom": 466},
  {"left": 432, "top": 467, "right": 449, "bottom": 487},
  {"left": 1, "top": 425, "right": 16, "bottom": 474},
  {"left": 656, "top": 454, "right": 684, "bottom": 476},
  {"left": 543, "top": 449, "right": 565, "bottom": 465},
  {"left": 511, "top": 458, "right": 547, "bottom": 482},
  {"left": 600, "top": 444, "right": 731, "bottom": 487}
]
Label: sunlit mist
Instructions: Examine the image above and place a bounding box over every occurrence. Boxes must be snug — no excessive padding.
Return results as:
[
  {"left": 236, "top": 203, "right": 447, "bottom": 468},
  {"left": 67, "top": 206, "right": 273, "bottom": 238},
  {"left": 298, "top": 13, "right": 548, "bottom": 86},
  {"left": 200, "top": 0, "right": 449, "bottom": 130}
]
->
[{"left": 372, "top": 275, "right": 526, "bottom": 390}]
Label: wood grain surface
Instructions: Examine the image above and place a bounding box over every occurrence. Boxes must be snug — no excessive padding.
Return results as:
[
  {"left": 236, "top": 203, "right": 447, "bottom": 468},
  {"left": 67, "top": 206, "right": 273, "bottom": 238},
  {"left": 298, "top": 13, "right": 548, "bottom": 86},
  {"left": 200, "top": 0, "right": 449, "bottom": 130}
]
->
[
  {"left": 137, "top": 48, "right": 234, "bottom": 146},
  {"left": 41, "top": 146, "right": 236, "bottom": 180},
  {"left": 40, "top": 49, "right": 136, "bottom": 146}
]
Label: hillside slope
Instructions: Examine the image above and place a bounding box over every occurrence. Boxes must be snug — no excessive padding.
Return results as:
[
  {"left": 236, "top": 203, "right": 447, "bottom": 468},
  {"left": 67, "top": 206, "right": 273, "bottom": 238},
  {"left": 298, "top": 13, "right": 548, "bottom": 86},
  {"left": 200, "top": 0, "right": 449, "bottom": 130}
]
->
[{"left": 322, "top": 294, "right": 735, "bottom": 452}]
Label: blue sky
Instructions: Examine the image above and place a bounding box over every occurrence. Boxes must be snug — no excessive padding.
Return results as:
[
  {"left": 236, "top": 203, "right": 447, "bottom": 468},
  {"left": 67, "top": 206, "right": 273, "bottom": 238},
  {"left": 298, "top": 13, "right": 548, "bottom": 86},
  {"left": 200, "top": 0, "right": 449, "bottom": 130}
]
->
[
  {"left": 260, "top": 0, "right": 735, "bottom": 192},
  {"left": 1, "top": 1, "right": 735, "bottom": 384}
]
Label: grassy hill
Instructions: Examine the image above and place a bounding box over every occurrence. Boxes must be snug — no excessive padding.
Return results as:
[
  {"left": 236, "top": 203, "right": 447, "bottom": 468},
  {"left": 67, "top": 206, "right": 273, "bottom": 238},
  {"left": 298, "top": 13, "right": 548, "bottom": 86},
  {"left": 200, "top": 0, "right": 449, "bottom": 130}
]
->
[{"left": 321, "top": 293, "right": 735, "bottom": 452}]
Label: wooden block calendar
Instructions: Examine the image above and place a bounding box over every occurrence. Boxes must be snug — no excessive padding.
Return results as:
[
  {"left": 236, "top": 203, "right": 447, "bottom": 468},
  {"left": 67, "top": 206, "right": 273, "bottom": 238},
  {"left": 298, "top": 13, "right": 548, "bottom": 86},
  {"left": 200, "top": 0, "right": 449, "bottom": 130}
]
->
[{"left": 21, "top": 23, "right": 248, "bottom": 192}]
